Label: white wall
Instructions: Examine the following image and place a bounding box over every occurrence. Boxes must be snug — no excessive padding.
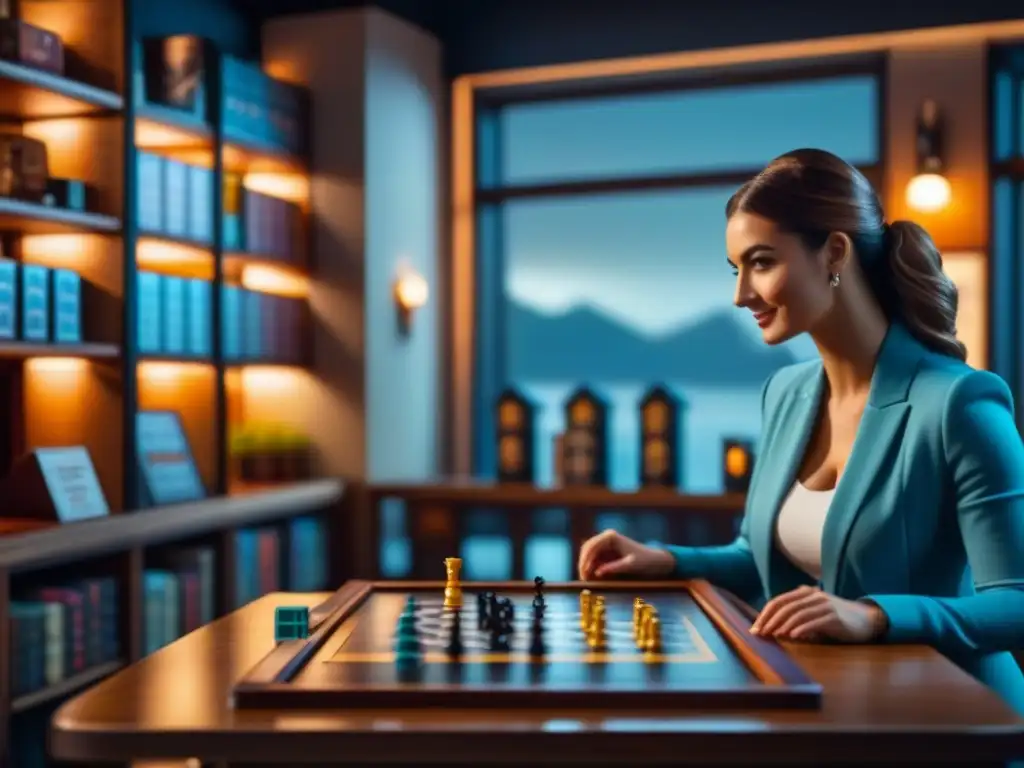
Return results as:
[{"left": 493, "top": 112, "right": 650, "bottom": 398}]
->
[{"left": 262, "top": 8, "right": 444, "bottom": 482}]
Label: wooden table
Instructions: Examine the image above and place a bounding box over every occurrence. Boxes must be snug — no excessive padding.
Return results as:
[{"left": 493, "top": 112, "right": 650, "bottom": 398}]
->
[{"left": 51, "top": 584, "right": 1024, "bottom": 766}]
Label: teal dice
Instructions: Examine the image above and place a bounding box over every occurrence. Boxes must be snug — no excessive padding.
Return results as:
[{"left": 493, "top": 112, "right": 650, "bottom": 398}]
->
[{"left": 275, "top": 606, "right": 310, "bottom": 643}]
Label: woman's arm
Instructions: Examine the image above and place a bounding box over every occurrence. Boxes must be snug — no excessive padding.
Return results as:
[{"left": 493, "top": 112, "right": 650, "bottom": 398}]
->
[
  {"left": 658, "top": 372, "right": 776, "bottom": 603},
  {"left": 866, "top": 370, "right": 1024, "bottom": 655}
]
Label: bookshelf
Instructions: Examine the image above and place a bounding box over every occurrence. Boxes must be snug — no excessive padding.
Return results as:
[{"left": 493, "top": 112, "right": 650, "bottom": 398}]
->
[
  {"left": 0, "top": 4, "right": 319, "bottom": 512},
  {"left": 0, "top": 1, "right": 330, "bottom": 765},
  {"left": 0, "top": 479, "right": 347, "bottom": 765}
]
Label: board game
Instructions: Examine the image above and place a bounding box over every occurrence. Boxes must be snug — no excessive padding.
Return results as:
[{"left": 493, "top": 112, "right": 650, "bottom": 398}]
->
[{"left": 231, "top": 578, "right": 822, "bottom": 711}]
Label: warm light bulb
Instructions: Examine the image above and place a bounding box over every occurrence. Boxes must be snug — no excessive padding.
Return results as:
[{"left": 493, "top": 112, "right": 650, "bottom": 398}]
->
[
  {"left": 905, "top": 173, "right": 951, "bottom": 213},
  {"left": 395, "top": 271, "right": 429, "bottom": 310}
]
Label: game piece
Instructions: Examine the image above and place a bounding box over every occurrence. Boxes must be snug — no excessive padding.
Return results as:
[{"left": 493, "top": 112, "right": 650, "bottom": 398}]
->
[
  {"left": 498, "top": 597, "right": 515, "bottom": 624},
  {"left": 405, "top": 595, "right": 417, "bottom": 614},
  {"left": 528, "top": 615, "right": 546, "bottom": 657},
  {"left": 531, "top": 595, "right": 546, "bottom": 619},
  {"left": 394, "top": 612, "right": 422, "bottom": 667},
  {"left": 444, "top": 557, "right": 463, "bottom": 609},
  {"left": 579, "top": 589, "right": 592, "bottom": 629},
  {"left": 587, "top": 603, "right": 607, "bottom": 650},
  {"left": 644, "top": 616, "right": 663, "bottom": 653},
  {"left": 445, "top": 609, "right": 464, "bottom": 658},
  {"left": 488, "top": 592, "right": 500, "bottom": 627},
  {"left": 274, "top": 606, "right": 310, "bottom": 643},
  {"left": 589, "top": 595, "right": 606, "bottom": 635},
  {"left": 638, "top": 605, "right": 657, "bottom": 650},
  {"left": 476, "top": 592, "right": 489, "bottom": 629},
  {"left": 633, "top": 598, "right": 645, "bottom": 639},
  {"left": 394, "top": 611, "right": 420, "bottom": 650},
  {"left": 534, "top": 576, "right": 546, "bottom": 601}
]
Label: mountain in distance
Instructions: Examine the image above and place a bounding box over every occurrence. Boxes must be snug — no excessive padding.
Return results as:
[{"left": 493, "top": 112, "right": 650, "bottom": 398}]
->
[{"left": 506, "top": 301, "right": 799, "bottom": 385}]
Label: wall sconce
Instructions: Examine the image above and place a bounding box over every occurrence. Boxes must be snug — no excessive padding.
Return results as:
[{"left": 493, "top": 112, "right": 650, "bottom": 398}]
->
[
  {"left": 905, "top": 99, "right": 951, "bottom": 214},
  {"left": 394, "top": 267, "right": 428, "bottom": 336}
]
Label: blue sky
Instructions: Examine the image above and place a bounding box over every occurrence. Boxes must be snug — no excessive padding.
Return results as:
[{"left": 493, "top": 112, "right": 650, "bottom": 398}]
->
[{"left": 496, "top": 75, "right": 879, "bottom": 346}]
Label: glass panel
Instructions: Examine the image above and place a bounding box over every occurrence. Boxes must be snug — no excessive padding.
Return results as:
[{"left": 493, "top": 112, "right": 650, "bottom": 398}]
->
[
  {"left": 524, "top": 535, "right": 572, "bottom": 581},
  {"left": 461, "top": 537, "right": 513, "bottom": 580},
  {"left": 496, "top": 75, "right": 879, "bottom": 186},
  {"left": 992, "top": 71, "right": 1015, "bottom": 161},
  {"left": 990, "top": 177, "right": 1016, "bottom": 383},
  {"left": 491, "top": 187, "right": 818, "bottom": 492}
]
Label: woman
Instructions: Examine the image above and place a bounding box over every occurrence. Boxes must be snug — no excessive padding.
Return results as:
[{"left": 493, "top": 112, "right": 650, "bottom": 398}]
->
[{"left": 577, "top": 148, "right": 1024, "bottom": 713}]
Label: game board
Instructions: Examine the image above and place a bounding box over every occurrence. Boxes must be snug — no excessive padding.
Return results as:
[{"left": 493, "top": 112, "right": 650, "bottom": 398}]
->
[
  {"left": 328, "top": 592, "right": 718, "bottom": 664},
  {"left": 231, "top": 580, "right": 822, "bottom": 711}
]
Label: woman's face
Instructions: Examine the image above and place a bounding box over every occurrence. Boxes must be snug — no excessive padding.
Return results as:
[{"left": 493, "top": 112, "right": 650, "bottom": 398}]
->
[{"left": 725, "top": 211, "right": 834, "bottom": 345}]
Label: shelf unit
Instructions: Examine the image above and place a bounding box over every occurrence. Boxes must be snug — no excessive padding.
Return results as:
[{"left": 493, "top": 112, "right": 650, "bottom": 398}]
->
[
  {"left": 0, "top": 0, "right": 318, "bottom": 515},
  {"left": 0, "top": 2, "right": 326, "bottom": 765},
  {"left": 0, "top": 479, "right": 349, "bottom": 766}
]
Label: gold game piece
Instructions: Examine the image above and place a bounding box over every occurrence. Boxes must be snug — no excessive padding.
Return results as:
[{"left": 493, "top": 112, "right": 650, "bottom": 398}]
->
[
  {"left": 589, "top": 596, "right": 605, "bottom": 635},
  {"left": 632, "top": 598, "right": 645, "bottom": 638},
  {"left": 644, "top": 616, "right": 662, "bottom": 653},
  {"left": 587, "top": 603, "right": 607, "bottom": 650},
  {"left": 443, "top": 557, "right": 463, "bottom": 609},
  {"left": 637, "top": 605, "right": 655, "bottom": 649},
  {"left": 579, "top": 589, "right": 592, "bottom": 629}
]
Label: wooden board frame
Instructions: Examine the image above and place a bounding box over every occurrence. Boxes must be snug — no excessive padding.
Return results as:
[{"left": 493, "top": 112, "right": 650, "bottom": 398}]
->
[{"left": 231, "top": 580, "right": 822, "bottom": 711}]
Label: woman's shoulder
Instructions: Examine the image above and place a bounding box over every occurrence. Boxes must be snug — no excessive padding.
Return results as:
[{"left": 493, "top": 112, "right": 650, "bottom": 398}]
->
[{"left": 912, "top": 352, "right": 1014, "bottom": 414}]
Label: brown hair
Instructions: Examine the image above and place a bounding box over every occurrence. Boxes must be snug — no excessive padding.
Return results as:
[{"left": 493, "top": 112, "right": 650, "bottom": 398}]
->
[{"left": 726, "top": 148, "right": 966, "bottom": 361}]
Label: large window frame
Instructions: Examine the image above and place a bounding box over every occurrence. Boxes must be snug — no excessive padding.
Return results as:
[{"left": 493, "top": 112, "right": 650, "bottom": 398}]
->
[
  {"left": 458, "top": 54, "right": 889, "bottom": 477},
  {"left": 990, "top": 45, "right": 1024, "bottom": 431}
]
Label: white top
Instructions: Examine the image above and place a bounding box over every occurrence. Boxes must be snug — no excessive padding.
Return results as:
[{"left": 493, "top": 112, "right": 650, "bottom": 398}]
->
[{"left": 774, "top": 481, "right": 836, "bottom": 580}]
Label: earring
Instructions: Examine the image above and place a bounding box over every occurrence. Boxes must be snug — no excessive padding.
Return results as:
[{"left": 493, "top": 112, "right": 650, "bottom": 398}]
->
[{"left": 829, "top": 272, "right": 841, "bottom": 288}]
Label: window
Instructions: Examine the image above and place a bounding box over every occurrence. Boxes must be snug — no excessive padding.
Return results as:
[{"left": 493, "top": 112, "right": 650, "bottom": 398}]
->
[
  {"left": 491, "top": 75, "right": 880, "bottom": 187},
  {"left": 991, "top": 47, "right": 1024, "bottom": 430},
  {"left": 473, "top": 63, "right": 884, "bottom": 492}
]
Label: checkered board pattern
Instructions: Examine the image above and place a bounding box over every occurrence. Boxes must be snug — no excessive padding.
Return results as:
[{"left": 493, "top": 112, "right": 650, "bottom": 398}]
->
[{"left": 329, "top": 593, "right": 719, "bottom": 664}]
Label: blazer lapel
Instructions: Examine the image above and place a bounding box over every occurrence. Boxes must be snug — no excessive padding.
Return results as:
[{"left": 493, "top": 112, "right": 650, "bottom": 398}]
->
[
  {"left": 749, "top": 367, "right": 824, "bottom": 594},
  {"left": 819, "top": 324, "right": 923, "bottom": 595}
]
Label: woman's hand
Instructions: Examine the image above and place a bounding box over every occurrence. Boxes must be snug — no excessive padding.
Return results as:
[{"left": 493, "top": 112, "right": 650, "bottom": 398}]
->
[
  {"left": 750, "top": 585, "right": 888, "bottom": 643},
  {"left": 577, "top": 529, "right": 676, "bottom": 580}
]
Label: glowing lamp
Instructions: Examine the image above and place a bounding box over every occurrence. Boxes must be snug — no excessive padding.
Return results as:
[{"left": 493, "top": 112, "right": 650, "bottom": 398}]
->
[
  {"left": 393, "top": 267, "right": 428, "bottom": 335},
  {"left": 905, "top": 100, "right": 951, "bottom": 214}
]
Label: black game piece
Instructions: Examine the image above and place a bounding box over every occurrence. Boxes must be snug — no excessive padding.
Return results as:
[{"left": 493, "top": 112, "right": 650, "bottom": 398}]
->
[
  {"left": 534, "top": 576, "right": 546, "bottom": 596},
  {"left": 445, "top": 610, "right": 464, "bottom": 659},
  {"left": 489, "top": 624, "right": 510, "bottom": 652},
  {"left": 476, "top": 593, "right": 489, "bottom": 630},
  {"left": 528, "top": 615, "right": 546, "bottom": 657},
  {"left": 498, "top": 597, "right": 515, "bottom": 624}
]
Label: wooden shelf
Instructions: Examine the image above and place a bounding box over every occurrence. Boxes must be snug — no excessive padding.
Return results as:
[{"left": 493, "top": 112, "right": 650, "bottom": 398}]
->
[
  {"left": 226, "top": 359, "right": 308, "bottom": 369},
  {"left": 0, "top": 479, "right": 344, "bottom": 575},
  {"left": 224, "top": 251, "right": 308, "bottom": 275},
  {"left": 138, "top": 354, "right": 212, "bottom": 365},
  {"left": 0, "top": 60, "right": 122, "bottom": 119},
  {"left": 10, "top": 660, "right": 124, "bottom": 715},
  {"left": 224, "top": 138, "right": 307, "bottom": 175},
  {"left": 0, "top": 341, "right": 119, "bottom": 360},
  {"left": 138, "top": 232, "right": 214, "bottom": 252},
  {"left": 0, "top": 197, "right": 120, "bottom": 235},
  {"left": 135, "top": 103, "right": 213, "bottom": 144}
]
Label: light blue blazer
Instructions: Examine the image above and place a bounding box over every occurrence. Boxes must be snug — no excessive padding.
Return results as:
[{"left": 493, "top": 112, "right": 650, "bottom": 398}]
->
[{"left": 665, "top": 322, "right": 1024, "bottom": 713}]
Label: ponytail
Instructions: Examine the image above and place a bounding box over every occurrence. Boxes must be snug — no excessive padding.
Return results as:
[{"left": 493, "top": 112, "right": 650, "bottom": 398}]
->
[{"left": 883, "top": 220, "right": 967, "bottom": 361}]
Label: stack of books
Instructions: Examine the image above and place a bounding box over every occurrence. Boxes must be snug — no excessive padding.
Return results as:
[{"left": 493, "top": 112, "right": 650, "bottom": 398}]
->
[
  {"left": 234, "top": 516, "right": 329, "bottom": 608},
  {"left": 289, "top": 515, "right": 328, "bottom": 592},
  {"left": 8, "top": 576, "right": 119, "bottom": 698},
  {"left": 142, "top": 545, "right": 216, "bottom": 655}
]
